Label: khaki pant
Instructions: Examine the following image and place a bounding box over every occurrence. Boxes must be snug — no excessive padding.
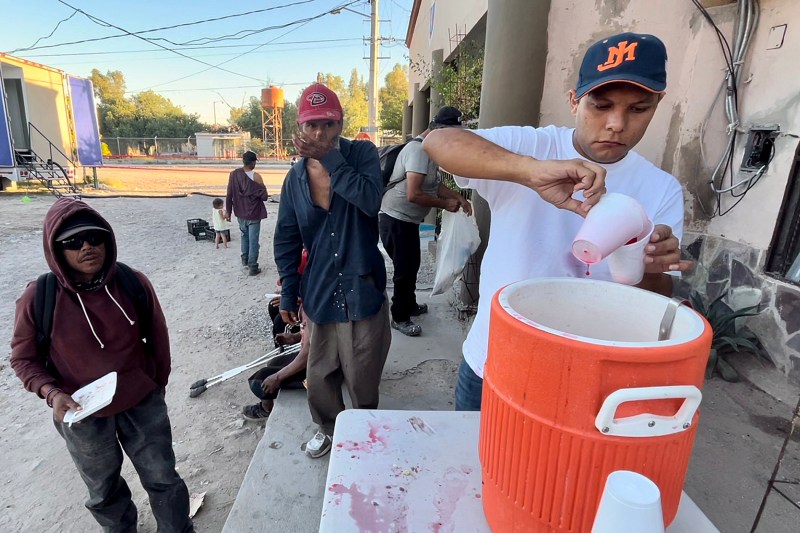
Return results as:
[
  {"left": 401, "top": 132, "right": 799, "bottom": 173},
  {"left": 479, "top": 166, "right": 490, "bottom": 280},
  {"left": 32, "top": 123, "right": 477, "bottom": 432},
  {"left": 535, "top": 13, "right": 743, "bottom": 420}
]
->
[{"left": 305, "top": 301, "right": 391, "bottom": 434}]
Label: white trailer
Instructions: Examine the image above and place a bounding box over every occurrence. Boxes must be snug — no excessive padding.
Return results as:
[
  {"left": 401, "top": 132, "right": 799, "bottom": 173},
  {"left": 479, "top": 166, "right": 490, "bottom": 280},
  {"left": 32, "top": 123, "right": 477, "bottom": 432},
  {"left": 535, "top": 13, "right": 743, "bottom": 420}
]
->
[{"left": 0, "top": 53, "right": 102, "bottom": 196}]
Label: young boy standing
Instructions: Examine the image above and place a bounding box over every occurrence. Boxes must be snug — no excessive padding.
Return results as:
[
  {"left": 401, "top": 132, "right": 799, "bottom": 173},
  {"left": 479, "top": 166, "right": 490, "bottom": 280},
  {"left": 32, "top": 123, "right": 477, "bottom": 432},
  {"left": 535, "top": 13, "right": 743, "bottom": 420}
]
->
[{"left": 212, "top": 197, "right": 230, "bottom": 249}]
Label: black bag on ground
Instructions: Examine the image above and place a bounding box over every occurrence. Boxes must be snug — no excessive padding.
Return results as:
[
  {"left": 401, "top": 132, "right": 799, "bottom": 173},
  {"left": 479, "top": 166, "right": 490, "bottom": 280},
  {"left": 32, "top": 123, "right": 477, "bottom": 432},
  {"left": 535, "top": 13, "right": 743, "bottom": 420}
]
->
[{"left": 377, "top": 138, "right": 422, "bottom": 192}]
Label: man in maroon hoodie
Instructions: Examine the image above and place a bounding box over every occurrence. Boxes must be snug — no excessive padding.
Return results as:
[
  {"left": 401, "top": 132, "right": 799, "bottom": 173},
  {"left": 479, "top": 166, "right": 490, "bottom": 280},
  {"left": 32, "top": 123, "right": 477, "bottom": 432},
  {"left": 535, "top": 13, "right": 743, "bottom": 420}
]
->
[
  {"left": 11, "top": 198, "right": 194, "bottom": 532},
  {"left": 226, "top": 150, "right": 269, "bottom": 276}
]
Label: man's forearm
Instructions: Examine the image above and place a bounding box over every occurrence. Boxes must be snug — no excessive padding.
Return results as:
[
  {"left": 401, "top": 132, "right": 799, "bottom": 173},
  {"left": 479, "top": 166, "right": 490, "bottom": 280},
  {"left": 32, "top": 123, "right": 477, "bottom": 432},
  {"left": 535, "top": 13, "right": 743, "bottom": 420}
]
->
[
  {"left": 423, "top": 128, "right": 533, "bottom": 183},
  {"left": 407, "top": 191, "right": 454, "bottom": 209}
]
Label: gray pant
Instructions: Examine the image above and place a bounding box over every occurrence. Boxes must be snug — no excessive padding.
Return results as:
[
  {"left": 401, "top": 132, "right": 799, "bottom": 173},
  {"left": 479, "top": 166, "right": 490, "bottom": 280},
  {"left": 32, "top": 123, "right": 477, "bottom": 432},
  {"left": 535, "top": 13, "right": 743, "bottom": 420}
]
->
[
  {"left": 55, "top": 388, "right": 193, "bottom": 533},
  {"left": 306, "top": 301, "right": 392, "bottom": 434}
]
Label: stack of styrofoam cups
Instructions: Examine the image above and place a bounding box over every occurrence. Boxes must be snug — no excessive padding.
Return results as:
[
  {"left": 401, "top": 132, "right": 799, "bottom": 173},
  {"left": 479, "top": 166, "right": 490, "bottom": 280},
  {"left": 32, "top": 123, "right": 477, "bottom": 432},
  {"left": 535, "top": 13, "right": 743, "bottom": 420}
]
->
[
  {"left": 572, "top": 192, "right": 652, "bottom": 285},
  {"left": 607, "top": 219, "right": 655, "bottom": 285},
  {"left": 592, "top": 470, "right": 665, "bottom": 533}
]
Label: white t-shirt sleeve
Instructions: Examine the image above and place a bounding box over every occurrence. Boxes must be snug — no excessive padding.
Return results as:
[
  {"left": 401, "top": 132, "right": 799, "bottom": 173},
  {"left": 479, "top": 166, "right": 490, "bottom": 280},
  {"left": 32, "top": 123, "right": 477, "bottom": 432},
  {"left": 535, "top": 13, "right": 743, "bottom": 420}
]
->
[
  {"left": 653, "top": 180, "right": 685, "bottom": 244},
  {"left": 453, "top": 126, "right": 552, "bottom": 205}
]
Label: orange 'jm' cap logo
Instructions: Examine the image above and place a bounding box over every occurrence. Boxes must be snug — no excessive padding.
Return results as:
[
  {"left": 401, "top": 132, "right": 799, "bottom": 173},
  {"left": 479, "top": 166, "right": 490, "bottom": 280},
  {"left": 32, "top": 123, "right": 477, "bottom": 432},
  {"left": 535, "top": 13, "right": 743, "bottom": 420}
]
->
[{"left": 597, "top": 41, "right": 638, "bottom": 72}]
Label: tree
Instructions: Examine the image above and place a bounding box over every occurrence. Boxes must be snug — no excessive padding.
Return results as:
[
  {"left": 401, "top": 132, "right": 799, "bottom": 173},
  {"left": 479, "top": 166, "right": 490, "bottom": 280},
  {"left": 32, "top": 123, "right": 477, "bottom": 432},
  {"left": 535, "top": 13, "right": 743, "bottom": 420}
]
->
[
  {"left": 90, "top": 69, "right": 135, "bottom": 136},
  {"left": 380, "top": 64, "right": 408, "bottom": 135},
  {"left": 230, "top": 97, "right": 263, "bottom": 139},
  {"left": 341, "top": 69, "right": 368, "bottom": 138},
  {"left": 230, "top": 98, "right": 298, "bottom": 143},
  {"left": 89, "top": 69, "right": 208, "bottom": 138},
  {"left": 411, "top": 41, "right": 484, "bottom": 123},
  {"left": 315, "top": 72, "right": 346, "bottom": 94}
]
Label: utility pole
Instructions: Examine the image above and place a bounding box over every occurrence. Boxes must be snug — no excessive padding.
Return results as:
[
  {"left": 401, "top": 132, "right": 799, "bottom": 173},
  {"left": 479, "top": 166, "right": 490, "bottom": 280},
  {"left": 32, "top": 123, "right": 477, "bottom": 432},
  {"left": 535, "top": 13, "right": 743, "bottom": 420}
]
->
[{"left": 367, "top": 0, "right": 380, "bottom": 144}]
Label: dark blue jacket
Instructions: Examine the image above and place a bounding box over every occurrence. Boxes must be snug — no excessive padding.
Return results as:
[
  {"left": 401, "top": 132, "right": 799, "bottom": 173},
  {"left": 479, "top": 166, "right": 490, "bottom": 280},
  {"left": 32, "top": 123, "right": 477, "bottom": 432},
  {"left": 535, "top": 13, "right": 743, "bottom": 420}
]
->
[{"left": 274, "top": 138, "right": 386, "bottom": 325}]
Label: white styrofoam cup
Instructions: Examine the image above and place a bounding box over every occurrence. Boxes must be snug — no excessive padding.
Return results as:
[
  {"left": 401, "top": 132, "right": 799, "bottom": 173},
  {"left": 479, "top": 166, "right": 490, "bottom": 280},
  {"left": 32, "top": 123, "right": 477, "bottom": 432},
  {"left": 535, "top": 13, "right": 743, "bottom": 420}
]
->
[
  {"left": 607, "top": 220, "right": 655, "bottom": 285},
  {"left": 592, "top": 470, "right": 665, "bottom": 533},
  {"left": 572, "top": 193, "right": 649, "bottom": 265}
]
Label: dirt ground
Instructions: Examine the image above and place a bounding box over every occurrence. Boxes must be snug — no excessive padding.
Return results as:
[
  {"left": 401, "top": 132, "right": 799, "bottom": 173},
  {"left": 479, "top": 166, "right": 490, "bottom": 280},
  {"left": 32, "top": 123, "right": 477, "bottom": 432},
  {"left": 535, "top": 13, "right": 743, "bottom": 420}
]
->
[
  {"left": 2, "top": 165, "right": 800, "bottom": 532},
  {"left": 0, "top": 166, "right": 293, "bottom": 533}
]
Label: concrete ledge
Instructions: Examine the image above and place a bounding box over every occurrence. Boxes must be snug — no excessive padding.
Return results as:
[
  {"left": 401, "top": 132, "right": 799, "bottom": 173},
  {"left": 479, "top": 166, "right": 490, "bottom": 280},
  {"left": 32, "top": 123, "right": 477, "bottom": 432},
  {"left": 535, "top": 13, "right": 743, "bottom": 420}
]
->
[
  {"left": 223, "top": 292, "right": 467, "bottom": 532},
  {"left": 222, "top": 390, "right": 327, "bottom": 533}
]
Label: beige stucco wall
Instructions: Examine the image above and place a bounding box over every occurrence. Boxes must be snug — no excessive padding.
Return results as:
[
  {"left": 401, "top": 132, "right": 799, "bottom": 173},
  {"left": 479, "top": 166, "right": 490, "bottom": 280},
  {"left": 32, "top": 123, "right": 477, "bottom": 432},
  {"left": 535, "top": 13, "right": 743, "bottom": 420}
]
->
[
  {"left": 406, "top": 0, "right": 488, "bottom": 101},
  {"left": 540, "top": 0, "right": 800, "bottom": 252},
  {"left": 407, "top": 1, "right": 800, "bottom": 251},
  {"left": 1, "top": 56, "right": 72, "bottom": 164}
]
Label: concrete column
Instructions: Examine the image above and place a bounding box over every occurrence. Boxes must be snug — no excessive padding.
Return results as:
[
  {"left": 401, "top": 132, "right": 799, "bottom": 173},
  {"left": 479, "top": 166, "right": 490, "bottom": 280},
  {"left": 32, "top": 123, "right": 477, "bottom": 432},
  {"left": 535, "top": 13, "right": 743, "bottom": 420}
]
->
[
  {"left": 402, "top": 103, "right": 413, "bottom": 140},
  {"left": 411, "top": 84, "right": 429, "bottom": 137},
  {"left": 460, "top": 0, "right": 552, "bottom": 306},
  {"left": 429, "top": 48, "right": 445, "bottom": 117}
]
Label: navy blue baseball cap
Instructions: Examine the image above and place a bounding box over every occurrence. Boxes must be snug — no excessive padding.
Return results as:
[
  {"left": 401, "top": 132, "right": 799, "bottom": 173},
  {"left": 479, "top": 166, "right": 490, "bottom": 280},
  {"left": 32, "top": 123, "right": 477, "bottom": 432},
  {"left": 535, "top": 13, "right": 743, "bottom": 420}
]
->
[{"left": 575, "top": 32, "right": 667, "bottom": 100}]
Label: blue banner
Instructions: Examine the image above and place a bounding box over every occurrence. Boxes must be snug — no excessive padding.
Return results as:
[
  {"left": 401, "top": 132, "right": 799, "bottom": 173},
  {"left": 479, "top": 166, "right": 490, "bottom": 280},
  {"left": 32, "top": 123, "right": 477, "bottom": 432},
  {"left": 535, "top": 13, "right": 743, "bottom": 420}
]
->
[
  {"left": 0, "top": 76, "right": 13, "bottom": 168},
  {"left": 69, "top": 76, "right": 103, "bottom": 166}
]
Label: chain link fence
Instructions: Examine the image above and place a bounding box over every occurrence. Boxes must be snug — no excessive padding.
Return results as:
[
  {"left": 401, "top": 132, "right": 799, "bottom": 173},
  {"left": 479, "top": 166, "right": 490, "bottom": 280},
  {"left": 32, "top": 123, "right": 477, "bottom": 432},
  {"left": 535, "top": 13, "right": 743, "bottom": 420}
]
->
[{"left": 102, "top": 137, "right": 197, "bottom": 158}]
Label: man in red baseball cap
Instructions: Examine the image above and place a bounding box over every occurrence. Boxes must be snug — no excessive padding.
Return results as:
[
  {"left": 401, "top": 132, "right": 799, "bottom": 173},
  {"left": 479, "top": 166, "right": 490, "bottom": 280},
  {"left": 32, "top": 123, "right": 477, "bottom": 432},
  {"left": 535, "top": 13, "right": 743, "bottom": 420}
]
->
[{"left": 274, "top": 83, "right": 391, "bottom": 459}]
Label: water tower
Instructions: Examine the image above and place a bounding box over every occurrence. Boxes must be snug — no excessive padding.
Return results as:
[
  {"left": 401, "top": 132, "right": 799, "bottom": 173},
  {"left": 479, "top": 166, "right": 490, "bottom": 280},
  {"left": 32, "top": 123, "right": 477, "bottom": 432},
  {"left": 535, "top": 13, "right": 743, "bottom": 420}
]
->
[{"left": 261, "top": 86, "right": 285, "bottom": 158}]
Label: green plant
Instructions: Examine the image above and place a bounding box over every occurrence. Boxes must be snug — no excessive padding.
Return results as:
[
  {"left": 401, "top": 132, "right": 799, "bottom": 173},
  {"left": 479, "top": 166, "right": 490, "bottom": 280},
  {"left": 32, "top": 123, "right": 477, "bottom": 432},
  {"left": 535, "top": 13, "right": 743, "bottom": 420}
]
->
[
  {"left": 410, "top": 40, "right": 484, "bottom": 124},
  {"left": 689, "top": 290, "right": 764, "bottom": 381}
]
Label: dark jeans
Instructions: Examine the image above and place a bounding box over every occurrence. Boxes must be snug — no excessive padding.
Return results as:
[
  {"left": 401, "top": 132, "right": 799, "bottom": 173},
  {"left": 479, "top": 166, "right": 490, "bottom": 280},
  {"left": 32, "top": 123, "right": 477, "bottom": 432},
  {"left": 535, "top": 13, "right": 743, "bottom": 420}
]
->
[
  {"left": 248, "top": 352, "right": 307, "bottom": 400},
  {"left": 238, "top": 218, "right": 261, "bottom": 269},
  {"left": 455, "top": 358, "right": 483, "bottom": 411},
  {"left": 379, "top": 213, "right": 421, "bottom": 322},
  {"left": 54, "top": 388, "right": 193, "bottom": 533}
]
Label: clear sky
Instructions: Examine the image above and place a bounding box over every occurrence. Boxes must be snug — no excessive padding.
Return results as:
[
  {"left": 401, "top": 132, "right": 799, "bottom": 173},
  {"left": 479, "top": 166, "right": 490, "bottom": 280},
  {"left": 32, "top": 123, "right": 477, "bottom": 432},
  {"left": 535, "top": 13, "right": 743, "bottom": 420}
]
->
[{"left": 0, "top": 0, "right": 414, "bottom": 124}]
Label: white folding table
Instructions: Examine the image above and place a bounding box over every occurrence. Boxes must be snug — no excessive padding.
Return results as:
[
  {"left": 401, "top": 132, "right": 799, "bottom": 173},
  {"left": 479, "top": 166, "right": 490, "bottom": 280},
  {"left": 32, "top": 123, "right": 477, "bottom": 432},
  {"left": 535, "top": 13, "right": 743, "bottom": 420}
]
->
[{"left": 319, "top": 410, "right": 719, "bottom": 532}]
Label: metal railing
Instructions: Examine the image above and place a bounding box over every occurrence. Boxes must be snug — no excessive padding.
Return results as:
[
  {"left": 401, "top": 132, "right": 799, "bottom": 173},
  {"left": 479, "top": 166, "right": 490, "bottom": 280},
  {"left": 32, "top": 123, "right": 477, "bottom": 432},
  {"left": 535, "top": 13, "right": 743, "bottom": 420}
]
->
[{"left": 29, "top": 122, "right": 73, "bottom": 168}]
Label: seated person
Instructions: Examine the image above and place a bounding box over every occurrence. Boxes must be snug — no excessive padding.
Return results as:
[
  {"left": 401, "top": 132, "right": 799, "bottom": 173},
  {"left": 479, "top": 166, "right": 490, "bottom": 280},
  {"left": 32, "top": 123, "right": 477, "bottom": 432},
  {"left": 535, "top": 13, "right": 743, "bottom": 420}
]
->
[{"left": 242, "top": 309, "right": 308, "bottom": 421}]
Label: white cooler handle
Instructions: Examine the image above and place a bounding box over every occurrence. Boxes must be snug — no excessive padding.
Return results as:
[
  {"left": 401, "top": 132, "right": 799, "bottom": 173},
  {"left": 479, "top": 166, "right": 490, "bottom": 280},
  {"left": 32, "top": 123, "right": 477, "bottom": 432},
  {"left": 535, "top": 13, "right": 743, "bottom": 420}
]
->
[{"left": 595, "top": 385, "right": 702, "bottom": 438}]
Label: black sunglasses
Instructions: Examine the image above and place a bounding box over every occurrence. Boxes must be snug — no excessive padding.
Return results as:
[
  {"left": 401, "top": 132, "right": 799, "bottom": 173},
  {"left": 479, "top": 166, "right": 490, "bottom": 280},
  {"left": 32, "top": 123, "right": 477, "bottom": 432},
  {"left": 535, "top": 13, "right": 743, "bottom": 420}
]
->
[{"left": 59, "top": 231, "right": 106, "bottom": 250}]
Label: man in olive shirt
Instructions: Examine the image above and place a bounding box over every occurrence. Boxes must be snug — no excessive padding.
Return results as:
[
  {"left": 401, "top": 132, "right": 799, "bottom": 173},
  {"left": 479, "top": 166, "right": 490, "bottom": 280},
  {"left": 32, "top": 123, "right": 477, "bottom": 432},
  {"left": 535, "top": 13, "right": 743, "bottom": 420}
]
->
[{"left": 380, "top": 106, "right": 472, "bottom": 336}]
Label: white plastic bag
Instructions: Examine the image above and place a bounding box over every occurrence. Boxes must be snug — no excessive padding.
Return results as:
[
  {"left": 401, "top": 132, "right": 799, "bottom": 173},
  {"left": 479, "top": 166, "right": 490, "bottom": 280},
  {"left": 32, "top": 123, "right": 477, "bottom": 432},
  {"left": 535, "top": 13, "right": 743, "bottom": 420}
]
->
[{"left": 431, "top": 210, "right": 481, "bottom": 296}]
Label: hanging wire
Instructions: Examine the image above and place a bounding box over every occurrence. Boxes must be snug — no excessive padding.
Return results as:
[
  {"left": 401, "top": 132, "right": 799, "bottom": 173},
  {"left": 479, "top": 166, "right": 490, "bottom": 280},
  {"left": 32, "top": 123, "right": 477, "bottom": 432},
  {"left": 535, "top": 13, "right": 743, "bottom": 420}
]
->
[{"left": 692, "top": 0, "right": 761, "bottom": 217}]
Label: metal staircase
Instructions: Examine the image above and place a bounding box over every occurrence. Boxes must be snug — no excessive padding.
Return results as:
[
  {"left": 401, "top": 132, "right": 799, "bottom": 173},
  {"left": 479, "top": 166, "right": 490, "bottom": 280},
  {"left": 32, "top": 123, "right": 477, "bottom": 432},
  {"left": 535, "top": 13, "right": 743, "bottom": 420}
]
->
[{"left": 16, "top": 123, "right": 81, "bottom": 199}]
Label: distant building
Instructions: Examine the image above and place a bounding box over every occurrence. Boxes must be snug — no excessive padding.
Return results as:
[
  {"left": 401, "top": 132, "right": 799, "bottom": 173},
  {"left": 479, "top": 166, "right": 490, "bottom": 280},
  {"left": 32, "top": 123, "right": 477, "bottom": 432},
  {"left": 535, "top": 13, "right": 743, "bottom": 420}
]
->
[{"left": 195, "top": 131, "right": 251, "bottom": 159}]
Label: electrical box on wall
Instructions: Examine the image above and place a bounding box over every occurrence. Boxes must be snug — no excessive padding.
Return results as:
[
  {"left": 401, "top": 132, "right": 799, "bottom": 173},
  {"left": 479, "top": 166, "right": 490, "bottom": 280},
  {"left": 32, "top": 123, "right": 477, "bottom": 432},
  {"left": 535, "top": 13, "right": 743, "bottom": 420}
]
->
[{"left": 740, "top": 125, "right": 780, "bottom": 171}]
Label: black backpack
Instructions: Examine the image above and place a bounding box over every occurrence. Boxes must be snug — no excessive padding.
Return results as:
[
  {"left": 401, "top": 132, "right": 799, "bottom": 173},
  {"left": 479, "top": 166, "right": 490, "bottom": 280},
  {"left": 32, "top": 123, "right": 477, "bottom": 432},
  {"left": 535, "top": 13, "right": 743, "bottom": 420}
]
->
[
  {"left": 34, "top": 262, "right": 152, "bottom": 372},
  {"left": 377, "top": 138, "right": 422, "bottom": 192}
]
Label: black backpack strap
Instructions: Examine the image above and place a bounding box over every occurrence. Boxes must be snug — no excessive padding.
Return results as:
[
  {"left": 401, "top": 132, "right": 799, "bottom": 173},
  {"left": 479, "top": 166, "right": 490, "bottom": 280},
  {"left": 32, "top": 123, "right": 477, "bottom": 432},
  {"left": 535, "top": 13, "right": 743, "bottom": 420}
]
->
[
  {"left": 383, "top": 138, "right": 423, "bottom": 193},
  {"left": 34, "top": 272, "right": 58, "bottom": 370},
  {"left": 115, "top": 262, "right": 152, "bottom": 351}
]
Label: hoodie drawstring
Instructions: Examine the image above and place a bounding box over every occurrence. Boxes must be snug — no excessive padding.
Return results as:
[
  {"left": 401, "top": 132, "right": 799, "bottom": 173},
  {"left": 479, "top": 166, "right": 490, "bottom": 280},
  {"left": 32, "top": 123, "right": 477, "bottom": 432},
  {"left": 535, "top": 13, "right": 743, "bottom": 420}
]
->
[
  {"left": 76, "top": 293, "right": 105, "bottom": 349},
  {"left": 105, "top": 286, "right": 136, "bottom": 326},
  {"left": 75, "top": 288, "right": 137, "bottom": 349}
]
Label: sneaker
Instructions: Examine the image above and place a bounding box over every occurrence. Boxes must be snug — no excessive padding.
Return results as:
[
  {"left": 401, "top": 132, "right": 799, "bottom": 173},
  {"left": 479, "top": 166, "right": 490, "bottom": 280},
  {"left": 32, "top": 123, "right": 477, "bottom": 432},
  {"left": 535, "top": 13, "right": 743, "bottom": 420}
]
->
[
  {"left": 248, "top": 267, "right": 262, "bottom": 276},
  {"left": 391, "top": 320, "right": 422, "bottom": 337},
  {"left": 410, "top": 303, "right": 428, "bottom": 316},
  {"left": 304, "top": 431, "right": 332, "bottom": 458},
  {"left": 242, "top": 403, "right": 271, "bottom": 421},
  {"left": 241, "top": 257, "right": 248, "bottom": 267}
]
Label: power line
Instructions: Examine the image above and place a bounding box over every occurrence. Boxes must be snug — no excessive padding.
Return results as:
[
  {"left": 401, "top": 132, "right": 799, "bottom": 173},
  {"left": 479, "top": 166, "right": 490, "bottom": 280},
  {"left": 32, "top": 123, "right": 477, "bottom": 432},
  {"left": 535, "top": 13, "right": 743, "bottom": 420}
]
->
[
  {"left": 135, "top": 0, "right": 363, "bottom": 91},
  {"left": 23, "top": 37, "right": 365, "bottom": 58},
  {"left": 55, "top": 0, "right": 266, "bottom": 84},
  {"left": 10, "top": 0, "right": 320, "bottom": 53},
  {"left": 133, "top": 82, "right": 314, "bottom": 94},
  {"left": 10, "top": 11, "right": 78, "bottom": 53},
  {"left": 163, "top": 2, "right": 365, "bottom": 47},
  {"left": 44, "top": 43, "right": 363, "bottom": 67}
]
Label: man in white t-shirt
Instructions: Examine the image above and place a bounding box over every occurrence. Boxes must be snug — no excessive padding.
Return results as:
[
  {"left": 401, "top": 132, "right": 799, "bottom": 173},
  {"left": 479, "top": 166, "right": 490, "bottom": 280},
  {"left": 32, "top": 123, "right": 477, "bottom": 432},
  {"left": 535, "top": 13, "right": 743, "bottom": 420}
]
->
[{"left": 422, "top": 32, "right": 693, "bottom": 411}]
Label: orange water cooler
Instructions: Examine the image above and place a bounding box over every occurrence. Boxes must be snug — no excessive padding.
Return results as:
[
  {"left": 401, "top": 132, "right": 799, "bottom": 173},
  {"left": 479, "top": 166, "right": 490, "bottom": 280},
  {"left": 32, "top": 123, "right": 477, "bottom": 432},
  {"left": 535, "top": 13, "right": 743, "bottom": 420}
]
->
[{"left": 479, "top": 278, "right": 712, "bottom": 532}]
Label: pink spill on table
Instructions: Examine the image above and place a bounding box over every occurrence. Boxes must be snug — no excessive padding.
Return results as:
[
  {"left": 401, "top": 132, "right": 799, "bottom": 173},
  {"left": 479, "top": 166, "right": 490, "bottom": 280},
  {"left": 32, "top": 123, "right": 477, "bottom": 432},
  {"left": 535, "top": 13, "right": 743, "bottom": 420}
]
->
[
  {"left": 431, "top": 466, "right": 471, "bottom": 533},
  {"left": 328, "top": 482, "right": 408, "bottom": 532}
]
